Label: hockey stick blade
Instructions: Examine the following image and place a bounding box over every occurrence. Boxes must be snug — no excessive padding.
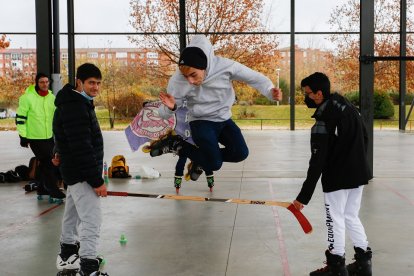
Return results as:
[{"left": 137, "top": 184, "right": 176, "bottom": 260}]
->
[
  {"left": 286, "top": 203, "right": 313, "bottom": 234},
  {"left": 107, "top": 191, "right": 312, "bottom": 234}
]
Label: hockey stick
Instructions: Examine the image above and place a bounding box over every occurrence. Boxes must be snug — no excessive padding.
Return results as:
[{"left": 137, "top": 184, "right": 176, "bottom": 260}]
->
[{"left": 107, "top": 191, "right": 312, "bottom": 234}]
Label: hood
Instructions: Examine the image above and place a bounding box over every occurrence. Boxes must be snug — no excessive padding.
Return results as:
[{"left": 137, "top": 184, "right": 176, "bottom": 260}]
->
[
  {"left": 184, "top": 35, "right": 234, "bottom": 83},
  {"left": 55, "top": 83, "right": 90, "bottom": 107},
  {"left": 186, "top": 35, "right": 214, "bottom": 73}
]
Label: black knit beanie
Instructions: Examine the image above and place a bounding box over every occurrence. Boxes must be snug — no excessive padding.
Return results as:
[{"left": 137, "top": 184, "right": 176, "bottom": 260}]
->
[{"left": 178, "top": 47, "right": 207, "bottom": 70}]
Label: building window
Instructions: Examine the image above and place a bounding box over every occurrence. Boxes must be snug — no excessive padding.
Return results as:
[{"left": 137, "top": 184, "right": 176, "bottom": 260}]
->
[
  {"left": 87, "top": 52, "right": 98, "bottom": 58},
  {"left": 11, "top": 53, "right": 22, "bottom": 60},
  {"left": 146, "top": 52, "right": 158, "bottom": 59},
  {"left": 116, "top": 52, "right": 128, "bottom": 58},
  {"left": 130, "top": 53, "right": 135, "bottom": 59}
]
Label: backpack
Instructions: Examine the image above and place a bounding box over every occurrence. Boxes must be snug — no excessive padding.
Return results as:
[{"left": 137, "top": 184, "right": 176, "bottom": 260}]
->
[
  {"left": 28, "top": 157, "right": 40, "bottom": 180},
  {"left": 15, "top": 165, "right": 30, "bottom": 181},
  {"left": 108, "top": 155, "right": 131, "bottom": 178},
  {"left": 3, "top": 170, "right": 21, "bottom": 182}
]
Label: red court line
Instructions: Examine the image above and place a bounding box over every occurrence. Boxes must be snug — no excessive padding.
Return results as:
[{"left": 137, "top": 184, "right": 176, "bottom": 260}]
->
[
  {"left": 380, "top": 183, "right": 414, "bottom": 206},
  {"left": 0, "top": 203, "right": 63, "bottom": 240},
  {"left": 268, "top": 181, "right": 291, "bottom": 276}
]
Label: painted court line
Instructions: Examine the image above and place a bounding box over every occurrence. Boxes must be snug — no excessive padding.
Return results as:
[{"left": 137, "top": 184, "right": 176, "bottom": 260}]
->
[
  {"left": 268, "top": 180, "right": 291, "bottom": 276},
  {"left": 379, "top": 182, "right": 414, "bottom": 206},
  {"left": 0, "top": 203, "right": 62, "bottom": 240}
]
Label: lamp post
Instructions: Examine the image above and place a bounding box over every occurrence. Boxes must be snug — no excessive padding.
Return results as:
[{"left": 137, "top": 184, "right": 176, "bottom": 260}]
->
[{"left": 276, "top": 68, "right": 281, "bottom": 106}]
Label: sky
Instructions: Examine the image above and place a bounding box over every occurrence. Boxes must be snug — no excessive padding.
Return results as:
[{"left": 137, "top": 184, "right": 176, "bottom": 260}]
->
[{"left": 0, "top": 0, "right": 411, "bottom": 50}]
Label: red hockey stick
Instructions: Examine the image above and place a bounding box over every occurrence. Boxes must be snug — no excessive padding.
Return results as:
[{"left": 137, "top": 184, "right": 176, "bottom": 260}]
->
[{"left": 107, "top": 191, "right": 312, "bottom": 234}]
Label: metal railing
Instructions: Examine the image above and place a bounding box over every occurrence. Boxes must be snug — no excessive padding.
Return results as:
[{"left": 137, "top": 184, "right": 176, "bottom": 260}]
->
[{"left": 94, "top": 117, "right": 414, "bottom": 131}]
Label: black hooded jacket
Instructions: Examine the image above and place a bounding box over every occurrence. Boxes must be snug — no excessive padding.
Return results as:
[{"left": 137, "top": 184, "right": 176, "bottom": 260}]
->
[
  {"left": 53, "top": 84, "right": 104, "bottom": 188},
  {"left": 296, "top": 93, "right": 372, "bottom": 205}
]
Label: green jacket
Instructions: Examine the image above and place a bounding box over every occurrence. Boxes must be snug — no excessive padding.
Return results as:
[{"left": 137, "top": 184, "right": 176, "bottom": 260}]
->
[{"left": 16, "top": 85, "right": 55, "bottom": 139}]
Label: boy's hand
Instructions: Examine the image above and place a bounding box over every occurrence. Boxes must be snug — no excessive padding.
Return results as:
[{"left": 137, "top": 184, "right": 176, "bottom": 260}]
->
[
  {"left": 271, "top": 88, "right": 282, "bottom": 101},
  {"left": 159, "top": 92, "right": 176, "bottom": 110},
  {"left": 52, "top": 153, "right": 60, "bottom": 166},
  {"left": 293, "top": 199, "right": 304, "bottom": 210},
  {"left": 94, "top": 184, "right": 107, "bottom": 197}
]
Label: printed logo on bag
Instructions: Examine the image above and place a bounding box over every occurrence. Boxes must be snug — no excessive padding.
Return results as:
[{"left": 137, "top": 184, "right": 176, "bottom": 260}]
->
[{"left": 131, "top": 101, "right": 176, "bottom": 140}]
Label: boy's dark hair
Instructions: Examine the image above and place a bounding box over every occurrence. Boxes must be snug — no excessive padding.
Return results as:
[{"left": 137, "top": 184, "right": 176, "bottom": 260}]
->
[
  {"left": 76, "top": 63, "right": 102, "bottom": 82},
  {"left": 301, "top": 72, "right": 331, "bottom": 99},
  {"left": 35, "top": 72, "right": 49, "bottom": 91}
]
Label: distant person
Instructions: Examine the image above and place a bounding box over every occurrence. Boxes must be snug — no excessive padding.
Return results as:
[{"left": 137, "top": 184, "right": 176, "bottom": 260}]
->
[
  {"left": 53, "top": 63, "right": 109, "bottom": 276},
  {"left": 16, "top": 73, "right": 65, "bottom": 200},
  {"left": 146, "top": 35, "right": 282, "bottom": 179},
  {"left": 292, "top": 72, "right": 372, "bottom": 276}
]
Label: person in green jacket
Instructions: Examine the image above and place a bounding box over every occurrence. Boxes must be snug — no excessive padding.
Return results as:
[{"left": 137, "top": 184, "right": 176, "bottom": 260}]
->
[{"left": 16, "top": 73, "right": 65, "bottom": 200}]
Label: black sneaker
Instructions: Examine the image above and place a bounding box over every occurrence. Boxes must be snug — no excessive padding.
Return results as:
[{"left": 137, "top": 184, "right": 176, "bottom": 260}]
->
[
  {"left": 347, "top": 247, "right": 372, "bottom": 276},
  {"left": 185, "top": 162, "right": 203, "bottom": 181},
  {"left": 77, "top": 258, "right": 109, "bottom": 276},
  {"left": 310, "top": 250, "right": 348, "bottom": 276},
  {"left": 149, "top": 130, "right": 183, "bottom": 157},
  {"left": 56, "top": 242, "right": 80, "bottom": 271}
]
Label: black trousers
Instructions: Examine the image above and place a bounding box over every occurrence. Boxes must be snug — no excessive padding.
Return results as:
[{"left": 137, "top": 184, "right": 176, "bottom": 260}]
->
[{"left": 29, "top": 138, "right": 61, "bottom": 196}]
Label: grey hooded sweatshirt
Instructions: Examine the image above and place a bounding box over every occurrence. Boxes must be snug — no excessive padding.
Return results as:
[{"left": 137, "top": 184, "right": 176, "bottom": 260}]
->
[{"left": 159, "top": 35, "right": 275, "bottom": 122}]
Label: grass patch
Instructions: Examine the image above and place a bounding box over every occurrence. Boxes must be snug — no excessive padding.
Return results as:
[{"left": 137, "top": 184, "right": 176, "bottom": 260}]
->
[{"left": 2, "top": 105, "right": 414, "bottom": 131}]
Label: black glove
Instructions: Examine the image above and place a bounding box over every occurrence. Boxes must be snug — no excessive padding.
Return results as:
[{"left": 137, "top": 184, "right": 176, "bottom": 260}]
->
[{"left": 19, "top": 136, "right": 29, "bottom": 148}]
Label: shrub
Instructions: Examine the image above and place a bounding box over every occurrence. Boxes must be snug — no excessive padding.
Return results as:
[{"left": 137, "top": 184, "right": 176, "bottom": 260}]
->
[
  {"left": 252, "top": 78, "right": 289, "bottom": 105},
  {"left": 373, "top": 92, "right": 394, "bottom": 119},
  {"left": 344, "top": 91, "right": 394, "bottom": 119},
  {"left": 388, "top": 91, "right": 414, "bottom": 105},
  {"left": 112, "top": 92, "right": 147, "bottom": 118},
  {"left": 344, "top": 91, "right": 360, "bottom": 106}
]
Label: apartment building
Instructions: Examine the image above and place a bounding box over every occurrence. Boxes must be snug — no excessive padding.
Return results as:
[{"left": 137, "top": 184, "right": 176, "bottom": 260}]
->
[{"left": 0, "top": 47, "right": 176, "bottom": 78}]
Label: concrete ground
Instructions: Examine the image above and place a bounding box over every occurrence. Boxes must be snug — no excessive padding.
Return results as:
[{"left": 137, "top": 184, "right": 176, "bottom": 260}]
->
[{"left": 0, "top": 130, "right": 413, "bottom": 275}]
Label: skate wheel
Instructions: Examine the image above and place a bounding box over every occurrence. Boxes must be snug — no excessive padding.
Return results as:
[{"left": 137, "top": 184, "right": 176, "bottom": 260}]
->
[
  {"left": 37, "top": 195, "right": 43, "bottom": 200},
  {"left": 142, "top": 145, "right": 151, "bottom": 153},
  {"left": 209, "top": 187, "right": 213, "bottom": 192},
  {"left": 176, "top": 187, "right": 180, "bottom": 194},
  {"left": 57, "top": 269, "right": 78, "bottom": 276},
  {"left": 49, "top": 197, "right": 56, "bottom": 204},
  {"left": 55, "top": 199, "right": 64, "bottom": 204}
]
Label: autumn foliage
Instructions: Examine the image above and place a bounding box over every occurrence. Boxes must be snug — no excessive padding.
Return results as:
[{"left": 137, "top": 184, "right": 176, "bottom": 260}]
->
[
  {"left": 329, "top": 0, "right": 414, "bottom": 93},
  {"left": 129, "top": 0, "right": 280, "bottom": 101},
  {"left": 0, "top": 35, "right": 10, "bottom": 49}
]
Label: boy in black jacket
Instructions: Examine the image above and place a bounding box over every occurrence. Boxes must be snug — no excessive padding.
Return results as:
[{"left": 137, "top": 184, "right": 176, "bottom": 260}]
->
[
  {"left": 293, "top": 73, "right": 372, "bottom": 276},
  {"left": 53, "top": 63, "right": 109, "bottom": 276}
]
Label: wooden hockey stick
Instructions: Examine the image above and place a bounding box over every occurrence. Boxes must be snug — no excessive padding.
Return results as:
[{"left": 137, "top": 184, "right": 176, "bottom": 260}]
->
[{"left": 107, "top": 191, "right": 312, "bottom": 234}]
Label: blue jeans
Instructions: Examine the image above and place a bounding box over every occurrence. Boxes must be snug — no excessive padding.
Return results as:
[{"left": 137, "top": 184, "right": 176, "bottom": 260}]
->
[{"left": 179, "top": 119, "right": 249, "bottom": 172}]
